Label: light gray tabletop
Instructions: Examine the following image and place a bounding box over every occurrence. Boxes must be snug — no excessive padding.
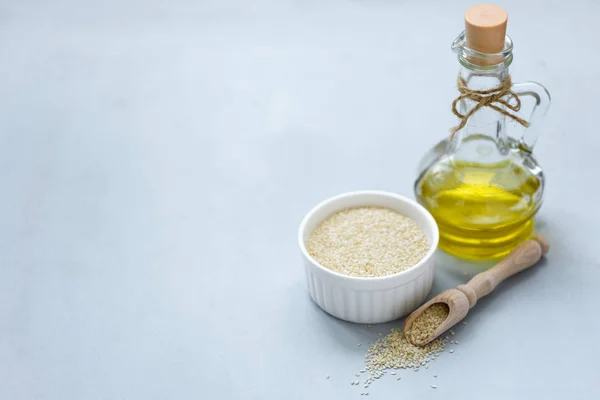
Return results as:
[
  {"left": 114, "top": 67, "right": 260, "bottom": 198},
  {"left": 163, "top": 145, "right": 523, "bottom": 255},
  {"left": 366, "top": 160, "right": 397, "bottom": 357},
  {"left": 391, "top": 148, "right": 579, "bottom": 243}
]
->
[{"left": 1, "top": 0, "right": 599, "bottom": 399}]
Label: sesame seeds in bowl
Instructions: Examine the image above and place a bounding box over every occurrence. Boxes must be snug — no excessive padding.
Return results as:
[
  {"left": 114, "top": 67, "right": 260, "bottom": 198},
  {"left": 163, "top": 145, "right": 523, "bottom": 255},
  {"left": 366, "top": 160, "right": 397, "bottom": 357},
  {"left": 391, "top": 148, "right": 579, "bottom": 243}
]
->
[
  {"left": 298, "top": 191, "right": 439, "bottom": 324},
  {"left": 307, "top": 206, "right": 430, "bottom": 278}
]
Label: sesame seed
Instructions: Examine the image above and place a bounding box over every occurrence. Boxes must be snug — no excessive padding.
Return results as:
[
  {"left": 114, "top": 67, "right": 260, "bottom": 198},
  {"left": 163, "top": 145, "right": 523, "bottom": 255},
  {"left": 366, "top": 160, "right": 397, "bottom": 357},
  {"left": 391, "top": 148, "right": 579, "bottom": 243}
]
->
[
  {"left": 358, "top": 327, "right": 450, "bottom": 391},
  {"left": 326, "top": 376, "right": 330, "bottom": 379},
  {"left": 462, "top": 321, "right": 468, "bottom": 325},
  {"left": 450, "top": 350, "right": 455, "bottom": 354},
  {"left": 434, "top": 374, "right": 437, "bottom": 378},
  {"left": 307, "top": 207, "right": 430, "bottom": 277},
  {"left": 405, "top": 303, "right": 449, "bottom": 344},
  {"left": 432, "top": 385, "right": 437, "bottom": 389}
]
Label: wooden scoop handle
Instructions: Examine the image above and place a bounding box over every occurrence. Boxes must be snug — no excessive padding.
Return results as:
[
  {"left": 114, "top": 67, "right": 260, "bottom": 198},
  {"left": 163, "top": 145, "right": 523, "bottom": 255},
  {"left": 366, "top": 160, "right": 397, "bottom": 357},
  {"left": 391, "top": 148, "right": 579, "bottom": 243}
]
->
[{"left": 457, "top": 235, "right": 548, "bottom": 308}]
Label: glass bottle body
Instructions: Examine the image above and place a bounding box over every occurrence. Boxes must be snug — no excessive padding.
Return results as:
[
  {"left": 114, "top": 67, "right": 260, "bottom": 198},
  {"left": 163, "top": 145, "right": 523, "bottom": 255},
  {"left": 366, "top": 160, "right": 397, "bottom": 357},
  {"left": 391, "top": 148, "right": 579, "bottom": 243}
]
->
[{"left": 414, "top": 33, "right": 549, "bottom": 260}]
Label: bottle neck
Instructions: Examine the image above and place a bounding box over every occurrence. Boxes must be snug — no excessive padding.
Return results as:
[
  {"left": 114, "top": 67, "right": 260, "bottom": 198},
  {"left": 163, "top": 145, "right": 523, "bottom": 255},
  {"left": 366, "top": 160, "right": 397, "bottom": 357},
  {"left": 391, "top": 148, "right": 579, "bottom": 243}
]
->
[{"left": 450, "top": 65, "right": 511, "bottom": 162}]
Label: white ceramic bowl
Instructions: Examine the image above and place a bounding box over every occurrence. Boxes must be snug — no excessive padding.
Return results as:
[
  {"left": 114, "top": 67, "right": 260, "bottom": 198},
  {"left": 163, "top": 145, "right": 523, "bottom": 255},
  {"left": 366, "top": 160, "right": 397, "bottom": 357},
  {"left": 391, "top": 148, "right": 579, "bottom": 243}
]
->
[{"left": 298, "top": 191, "right": 439, "bottom": 324}]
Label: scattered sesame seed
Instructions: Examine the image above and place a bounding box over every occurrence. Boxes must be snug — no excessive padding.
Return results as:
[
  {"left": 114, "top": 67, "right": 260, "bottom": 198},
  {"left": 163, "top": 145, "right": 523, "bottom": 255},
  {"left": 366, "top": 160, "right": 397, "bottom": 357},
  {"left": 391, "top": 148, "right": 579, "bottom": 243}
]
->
[
  {"left": 326, "top": 376, "right": 330, "bottom": 379},
  {"left": 455, "top": 341, "right": 459, "bottom": 345},
  {"left": 450, "top": 330, "right": 455, "bottom": 336},
  {"left": 450, "top": 350, "right": 455, "bottom": 354},
  {"left": 357, "top": 343, "right": 362, "bottom": 347},
  {"left": 367, "top": 325, "right": 372, "bottom": 329},
  {"left": 432, "top": 385, "right": 437, "bottom": 389},
  {"left": 364, "top": 328, "right": 447, "bottom": 375},
  {"left": 355, "top": 312, "right": 455, "bottom": 392},
  {"left": 397, "top": 377, "right": 402, "bottom": 380},
  {"left": 462, "top": 321, "right": 468, "bottom": 325},
  {"left": 434, "top": 374, "right": 437, "bottom": 378}
]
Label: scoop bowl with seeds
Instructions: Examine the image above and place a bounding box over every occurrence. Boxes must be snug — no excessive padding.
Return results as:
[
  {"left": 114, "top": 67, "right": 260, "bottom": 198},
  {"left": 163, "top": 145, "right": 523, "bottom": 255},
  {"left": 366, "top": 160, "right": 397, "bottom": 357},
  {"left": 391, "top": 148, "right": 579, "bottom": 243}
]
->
[
  {"left": 403, "top": 235, "right": 549, "bottom": 345},
  {"left": 298, "top": 191, "right": 439, "bottom": 324}
]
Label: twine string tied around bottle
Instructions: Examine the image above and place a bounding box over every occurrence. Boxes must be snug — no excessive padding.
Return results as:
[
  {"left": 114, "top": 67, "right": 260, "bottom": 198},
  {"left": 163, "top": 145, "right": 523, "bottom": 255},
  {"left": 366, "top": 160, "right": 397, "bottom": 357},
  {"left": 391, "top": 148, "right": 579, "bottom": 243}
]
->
[{"left": 450, "top": 75, "right": 529, "bottom": 138}]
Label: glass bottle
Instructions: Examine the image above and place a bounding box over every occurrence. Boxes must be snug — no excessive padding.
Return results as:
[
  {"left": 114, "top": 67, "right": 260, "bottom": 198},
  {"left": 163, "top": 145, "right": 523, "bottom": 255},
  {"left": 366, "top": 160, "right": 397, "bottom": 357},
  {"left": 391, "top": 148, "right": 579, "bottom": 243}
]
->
[{"left": 414, "top": 28, "right": 551, "bottom": 260}]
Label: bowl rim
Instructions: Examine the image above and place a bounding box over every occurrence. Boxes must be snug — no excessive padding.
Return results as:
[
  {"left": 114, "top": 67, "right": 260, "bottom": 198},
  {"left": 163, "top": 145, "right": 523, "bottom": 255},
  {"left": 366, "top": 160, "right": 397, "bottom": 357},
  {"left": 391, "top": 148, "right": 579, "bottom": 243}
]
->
[{"left": 298, "top": 190, "right": 439, "bottom": 283}]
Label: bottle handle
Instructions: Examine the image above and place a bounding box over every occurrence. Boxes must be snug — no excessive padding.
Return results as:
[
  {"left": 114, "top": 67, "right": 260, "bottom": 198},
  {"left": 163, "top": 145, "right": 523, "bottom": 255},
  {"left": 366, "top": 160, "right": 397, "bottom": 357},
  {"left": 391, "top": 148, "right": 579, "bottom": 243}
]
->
[{"left": 511, "top": 81, "right": 551, "bottom": 152}]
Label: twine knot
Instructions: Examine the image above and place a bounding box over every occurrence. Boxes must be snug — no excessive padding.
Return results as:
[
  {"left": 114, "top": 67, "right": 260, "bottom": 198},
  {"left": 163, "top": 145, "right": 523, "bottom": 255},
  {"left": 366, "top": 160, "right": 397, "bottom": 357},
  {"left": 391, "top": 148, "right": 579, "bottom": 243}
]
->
[{"left": 450, "top": 75, "right": 529, "bottom": 138}]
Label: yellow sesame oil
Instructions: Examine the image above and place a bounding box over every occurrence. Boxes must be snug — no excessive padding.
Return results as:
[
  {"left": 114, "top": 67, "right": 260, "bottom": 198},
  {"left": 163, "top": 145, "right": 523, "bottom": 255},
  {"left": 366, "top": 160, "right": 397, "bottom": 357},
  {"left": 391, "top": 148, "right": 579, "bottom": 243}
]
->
[{"left": 415, "top": 158, "right": 542, "bottom": 260}]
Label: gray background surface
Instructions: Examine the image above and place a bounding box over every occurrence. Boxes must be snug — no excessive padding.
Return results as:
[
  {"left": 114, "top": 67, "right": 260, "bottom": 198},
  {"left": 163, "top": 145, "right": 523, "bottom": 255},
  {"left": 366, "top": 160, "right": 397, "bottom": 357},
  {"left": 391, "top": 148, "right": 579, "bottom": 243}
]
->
[{"left": 1, "top": 0, "right": 599, "bottom": 399}]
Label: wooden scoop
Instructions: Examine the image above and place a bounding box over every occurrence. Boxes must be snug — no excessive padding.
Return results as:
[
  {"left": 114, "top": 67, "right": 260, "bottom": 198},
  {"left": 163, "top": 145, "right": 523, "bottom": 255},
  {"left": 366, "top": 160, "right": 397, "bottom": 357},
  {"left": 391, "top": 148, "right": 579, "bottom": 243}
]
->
[{"left": 404, "top": 234, "right": 550, "bottom": 346}]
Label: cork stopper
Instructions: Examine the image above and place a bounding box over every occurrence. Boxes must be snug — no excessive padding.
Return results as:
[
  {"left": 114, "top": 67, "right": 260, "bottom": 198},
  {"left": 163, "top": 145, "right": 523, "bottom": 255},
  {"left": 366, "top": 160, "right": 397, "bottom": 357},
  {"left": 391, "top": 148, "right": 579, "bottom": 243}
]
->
[{"left": 464, "top": 4, "right": 508, "bottom": 54}]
